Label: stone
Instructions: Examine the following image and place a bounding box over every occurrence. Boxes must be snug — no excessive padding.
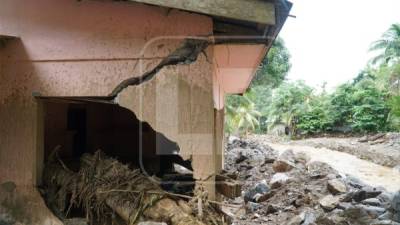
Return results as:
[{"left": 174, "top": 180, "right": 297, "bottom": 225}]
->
[
  {"left": 265, "top": 204, "right": 278, "bottom": 214},
  {"left": 337, "top": 202, "right": 353, "bottom": 210},
  {"left": 286, "top": 215, "right": 303, "bottom": 225},
  {"left": 393, "top": 165, "right": 400, "bottom": 173},
  {"left": 301, "top": 211, "right": 317, "bottom": 225},
  {"left": 356, "top": 205, "right": 386, "bottom": 218},
  {"left": 307, "top": 161, "right": 336, "bottom": 178},
  {"left": 371, "top": 220, "right": 400, "bottom": 225},
  {"left": 294, "top": 152, "right": 310, "bottom": 164},
  {"left": 246, "top": 202, "right": 262, "bottom": 212},
  {"left": 319, "top": 195, "right": 341, "bottom": 211},
  {"left": 273, "top": 149, "right": 296, "bottom": 172},
  {"left": 244, "top": 181, "right": 270, "bottom": 202},
  {"left": 362, "top": 198, "right": 382, "bottom": 207},
  {"left": 235, "top": 152, "right": 248, "bottom": 164},
  {"left": 378, "top": 192, "right": 393, "bottom": 209},
  {"left": 378, "top": 211, "right": 394, "bottom": 220},
  {"left": 327, "top": 179, "right": 347, "bottom": 194},
  {"left": 270, "top": 173, "right": 290, "bottom": 189},
  {"left": 346, "top": 175, "right": 367, "bottom": 189},
  {"left": 392, "top": 191, "right": 400, "bottom": 222},
  {"left": 253, "top": 191, "right": 273, "bottom": 203},
  {"left": 352, "top": 188, "right": 382, "bottom": 202}
]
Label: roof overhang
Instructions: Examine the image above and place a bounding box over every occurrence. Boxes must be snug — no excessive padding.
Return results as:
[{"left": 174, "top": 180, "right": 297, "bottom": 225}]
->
[
  {"left": 127, "top": 0, "right": 276, "bottom": 25},
  {"left": 124, "top": 0, "right": 292, "bottom": 45}
]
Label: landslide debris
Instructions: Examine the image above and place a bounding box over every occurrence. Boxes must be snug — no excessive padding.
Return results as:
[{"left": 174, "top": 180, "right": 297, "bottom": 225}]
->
[
  {"left": 41, "top": 151, "right": 223, "bottom": 225},
  {"left": 222, "top": 137, "right": 400, "bottom": 225}
]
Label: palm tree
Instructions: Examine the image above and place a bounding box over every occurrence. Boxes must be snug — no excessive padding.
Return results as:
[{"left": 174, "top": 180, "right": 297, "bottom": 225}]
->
[
  {"left": 370, "top": 23, "right": 400, "bottom": 65},
  {"left": 225, "top": 95, "right": 261, "bottom": 136}
]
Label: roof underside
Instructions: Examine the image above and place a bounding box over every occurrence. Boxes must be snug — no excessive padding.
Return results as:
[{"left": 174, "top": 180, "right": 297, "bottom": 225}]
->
[{"left": 124, "top": 0, "right": 292, "bottom": 45}]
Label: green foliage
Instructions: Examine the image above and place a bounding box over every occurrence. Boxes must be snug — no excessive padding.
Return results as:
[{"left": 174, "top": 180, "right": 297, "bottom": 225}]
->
[
  {"left": 225, "top": 93, "right": 261, "bottom": 136},
  {"left": 265, "top": 81, "right": 313, "bottom": 136},
  {"left": 388, "top": 95, "right": 400, "bottom": 129},
  {"left": 297, "top": 94, "right": 334, "bottom": 134},
  {"left": 251, "top": 37, "right": 291, "bottom": 88},
  {"left": 350, "top": 79, "right": 390, "bottom": 132},
  {"left": 369, "top": 23, "right": 400, "bottom": 65},
  {"left": 225, "top": 24, "right": 400, "bottom": 137}
]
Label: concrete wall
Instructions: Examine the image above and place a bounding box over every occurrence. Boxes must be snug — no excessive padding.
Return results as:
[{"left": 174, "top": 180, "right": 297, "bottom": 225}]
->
[{"left": 0, "top": 0, "right": 213, "bottom": 187}]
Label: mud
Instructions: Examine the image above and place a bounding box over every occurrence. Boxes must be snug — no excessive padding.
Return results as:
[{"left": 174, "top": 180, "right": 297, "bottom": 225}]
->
[{"left": 222, "top": 136, "right": 400, "bottom": 225}]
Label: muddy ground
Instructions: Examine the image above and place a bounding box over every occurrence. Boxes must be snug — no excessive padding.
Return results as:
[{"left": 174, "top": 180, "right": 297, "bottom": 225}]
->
[
  {"left": 250, "top": 133, "right": 400, "bottom": 168},
  {"left": 1, "top": 134, "right": 400, "bottom": 225},
  {"left": 222, "top": 135, "right": 400, "bottom": 225}
]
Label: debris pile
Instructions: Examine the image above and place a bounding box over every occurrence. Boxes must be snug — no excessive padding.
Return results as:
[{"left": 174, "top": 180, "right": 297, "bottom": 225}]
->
[
  {"left": 42, "top": 151, "right": 223, "bottom": 225},
  {"left": 223, "top": 137, "right": 400, "bottom": 225}
]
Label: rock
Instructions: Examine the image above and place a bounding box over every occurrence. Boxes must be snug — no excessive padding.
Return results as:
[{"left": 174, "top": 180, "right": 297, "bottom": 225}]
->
[
  {"left": 138, "top": 222, "right": 167, "bottom": 225},
  {"left": 265, "top": 204, "right": 278, "bottom": 214},
  {"left": 301, "top": 211, "right": 317, "bottom": 225},
  {"left": 378, "top": 211, "right": 394, "bottom": 220},
  {"left": 337, "top": 202, "right": 353, "bottom": 210},
  {"left": 356, "top": 205, "right": 386, "bottom": 218},
  {"left": 307, "top": 161, "right": 336, "bottom": 178},
  {"left": 246, "top": 202, "right": 262, "bottom": 212},
  {"left": 264, "top": 156, "right": 276, "bottom": 164},
  {"left": 393, "top": 165, "right": 400, "bottom": 173},
  {"left": 294, "top": 152, "right": 310, "bottom": 164},
  {"left": 273, "top": 149, "right": 296, "bottom": 172},
  {"left": 371, "top": 220, "right": 400, "bottom": 225},
  {"left": 392, "top": 191, "right": 400, "bottom": 222},
  {"left": 235, "top": 152, "right": 248, "bottom": 164},
  {"left": 378, "top": 192, "right": 393, "bottom": 209},
  {"left": 270, "top": 173, "right": 290, "bottom": 189},
  {"left": 362, "top": 198, "right": 382, "bottom": 207},
  {"left": 319, "top": 195, "right": 341, "bottom": 211},
  {"left": 244, "top": 181, "right": 270, "bottom": 202},
  {"left": 346, "top": 175, "right": 367, "bottom": 189},
  {"left": 327, "top": 179, "right": 347, "bottom": 194},
  {"left": 352, "top": 188, "right": 382, "bottom": 202},
  {"left": 286, "top": 215, "right": 303, "bottom": 225}
]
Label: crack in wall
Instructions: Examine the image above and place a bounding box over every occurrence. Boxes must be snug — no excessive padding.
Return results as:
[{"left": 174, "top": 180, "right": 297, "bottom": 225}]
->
[{"left": 109, "top": 38, "right": 210, "bottom": 98}]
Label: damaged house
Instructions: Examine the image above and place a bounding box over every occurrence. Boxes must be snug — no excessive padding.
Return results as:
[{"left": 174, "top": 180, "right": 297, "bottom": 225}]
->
[{"left": 0, "top": 0, "right": 291, "bottom": 224}]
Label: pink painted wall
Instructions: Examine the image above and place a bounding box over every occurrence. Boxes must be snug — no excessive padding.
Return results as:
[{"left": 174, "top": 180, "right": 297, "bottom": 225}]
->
[
  {"left": 0, "top": 0, "right": 212, "bottom": 186},
  {"left": 213, "top": 44, "right": 267, "bottom": 109}
]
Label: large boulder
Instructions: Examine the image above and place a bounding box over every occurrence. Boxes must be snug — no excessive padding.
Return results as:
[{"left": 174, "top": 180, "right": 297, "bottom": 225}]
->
[
  {"left": 307, "top": 161, "right": 337, "bottom": 178},
  {"left": 319, "top": 195, "right": 341, "bottom": 211},
  {"left": 327, "top": 179, "right": 347, "bottom": 194},
  {"left": 273, "top": 149, "right": 296, "bottom": 173}
]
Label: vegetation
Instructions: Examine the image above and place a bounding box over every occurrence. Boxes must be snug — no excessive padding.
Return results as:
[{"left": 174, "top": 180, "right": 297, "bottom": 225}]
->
[{"left": 225, "top": 23, "right": 400, "bottom": 137}]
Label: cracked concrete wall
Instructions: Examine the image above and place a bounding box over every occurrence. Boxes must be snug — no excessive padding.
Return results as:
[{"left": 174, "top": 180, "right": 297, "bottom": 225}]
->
[
  {"left": 118, "top": 48, "right": 220, "bottom": 197},
  {"left": 0, "top": 0, "right": 212, "bottom": 186}
]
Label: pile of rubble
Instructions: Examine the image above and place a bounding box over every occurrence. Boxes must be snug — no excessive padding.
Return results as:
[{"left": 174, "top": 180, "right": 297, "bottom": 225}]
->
[
  {"left": 41, "top": 151, "right": 223, "bottom": 225},
  {"left": 222, "top": 137, "right": 400, "bottom": 225}
]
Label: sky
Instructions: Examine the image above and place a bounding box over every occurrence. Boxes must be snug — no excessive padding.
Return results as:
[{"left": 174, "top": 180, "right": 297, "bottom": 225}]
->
[{"left": 279, "top": 0, "right": 400, "bottom": 90}]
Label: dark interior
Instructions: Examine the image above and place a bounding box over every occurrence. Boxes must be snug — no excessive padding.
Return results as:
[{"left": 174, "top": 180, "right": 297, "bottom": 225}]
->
[{"left": 42, "top": 98, "right": 193, "bottom": 181}]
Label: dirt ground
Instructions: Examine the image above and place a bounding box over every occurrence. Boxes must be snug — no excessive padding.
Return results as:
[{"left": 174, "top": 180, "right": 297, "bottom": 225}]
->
[{"left": 250, "top": 133, "right": 400, "bottom": 168}]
